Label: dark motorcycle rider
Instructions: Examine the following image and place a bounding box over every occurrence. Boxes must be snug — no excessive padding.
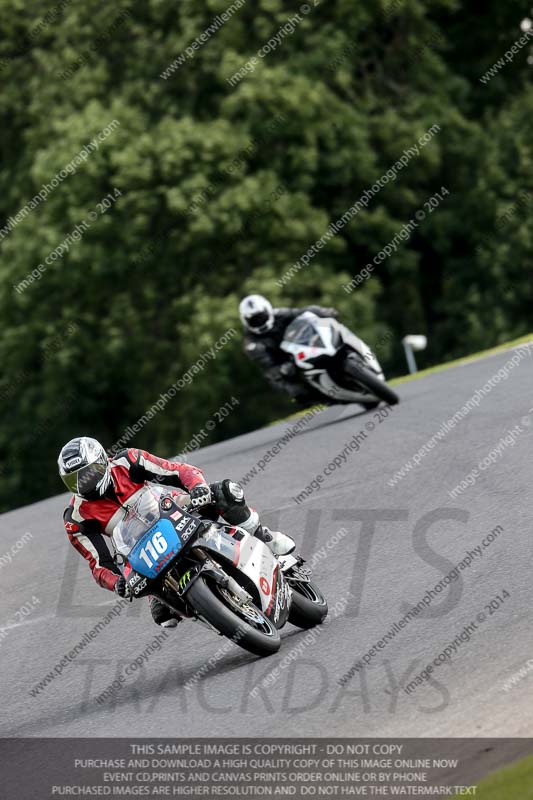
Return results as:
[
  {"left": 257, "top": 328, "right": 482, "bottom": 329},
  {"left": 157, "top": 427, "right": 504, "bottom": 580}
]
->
[
  {"left": 58, "top": 437, "right": 295, "bottom": 628},
  {"left": 239, "top": 294, "right": 338, "bottom": 405}
]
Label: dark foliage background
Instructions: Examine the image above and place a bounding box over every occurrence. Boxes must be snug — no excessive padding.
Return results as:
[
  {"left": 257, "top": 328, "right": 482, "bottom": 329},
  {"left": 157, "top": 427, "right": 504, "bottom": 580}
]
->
[{"left": 0, "top": 0, "right": 531, "bottom": 510}]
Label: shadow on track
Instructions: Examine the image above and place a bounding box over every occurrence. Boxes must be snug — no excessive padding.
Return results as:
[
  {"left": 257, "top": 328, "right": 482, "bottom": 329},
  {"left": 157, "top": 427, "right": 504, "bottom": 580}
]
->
[{"left": 3, "top": 624, "right": 320, "bottom": 737}]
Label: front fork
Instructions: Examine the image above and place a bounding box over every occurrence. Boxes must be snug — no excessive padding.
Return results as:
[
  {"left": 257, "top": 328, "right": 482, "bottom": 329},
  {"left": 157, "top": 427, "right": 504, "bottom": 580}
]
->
[{"left": 162, "top": 553, "right": 253, "bottom": 617}]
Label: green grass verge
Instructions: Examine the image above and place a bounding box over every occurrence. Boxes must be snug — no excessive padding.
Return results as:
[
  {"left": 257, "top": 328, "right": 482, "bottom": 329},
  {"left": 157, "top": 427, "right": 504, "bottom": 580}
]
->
[
  {"left": 389, "top": 332, "right": 533, "bottom": 387},
  {"left": 455, "top": 754, "right": 533, "bottom": 798},
  {"left": 269, "top": 332, "right": 533, "bottom": 426}
]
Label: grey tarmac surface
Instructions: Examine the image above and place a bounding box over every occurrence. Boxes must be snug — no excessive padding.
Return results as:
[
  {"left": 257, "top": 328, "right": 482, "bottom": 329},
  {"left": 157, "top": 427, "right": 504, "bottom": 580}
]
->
[{"left": 1, "top": 344, "right": 533, "bottom": 741}]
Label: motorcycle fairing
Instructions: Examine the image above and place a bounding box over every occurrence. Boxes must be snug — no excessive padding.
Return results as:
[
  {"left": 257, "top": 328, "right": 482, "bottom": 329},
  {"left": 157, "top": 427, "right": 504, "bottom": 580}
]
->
[
  {"left": 280, "top": 312, "right": 387, "bottom": 402},
  {"left": 127, "top": 518, "right": 182, "bottom": 578},
  {"left": 196, "top": 524, "right": 291, "bottom": 624}
]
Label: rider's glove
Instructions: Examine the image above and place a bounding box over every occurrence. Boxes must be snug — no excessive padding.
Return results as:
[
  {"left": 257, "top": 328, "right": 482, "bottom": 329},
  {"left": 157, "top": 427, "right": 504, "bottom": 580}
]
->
[
  {"left": 114, "top": 575, "right": 130, "bottom": 598},
  {"left": 189, "top": 484, "right": 212, "bottom": 509},
  {"left": 280, "top": 361, "right": 298, "bottom": 379}
]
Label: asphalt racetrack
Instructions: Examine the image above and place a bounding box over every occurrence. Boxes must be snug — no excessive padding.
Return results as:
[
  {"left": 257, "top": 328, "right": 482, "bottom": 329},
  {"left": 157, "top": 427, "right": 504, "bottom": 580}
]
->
[{"left": 2, "top": 344, "right": 533, "bottom": 742}]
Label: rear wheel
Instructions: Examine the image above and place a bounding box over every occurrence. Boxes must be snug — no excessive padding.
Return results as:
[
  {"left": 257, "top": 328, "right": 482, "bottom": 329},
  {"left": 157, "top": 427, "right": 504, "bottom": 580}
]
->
[
  {"left": 186, "top": 576, "right": 280, "bottom": 656},
  {"left": 288, "top": 581, "right": 328, "bottom": 628},
  {"left": 343, "top": 356, "right": 399, "bottom": 406}
]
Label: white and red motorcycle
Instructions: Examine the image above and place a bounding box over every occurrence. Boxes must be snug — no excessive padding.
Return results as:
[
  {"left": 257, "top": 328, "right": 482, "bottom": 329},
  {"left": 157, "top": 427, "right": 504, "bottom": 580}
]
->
[
  {"left": 112, "top": 483, "right": 327, "bottom": 657},
  {"left": 280, "top": 311, "right": 399, "bottom": 409}
]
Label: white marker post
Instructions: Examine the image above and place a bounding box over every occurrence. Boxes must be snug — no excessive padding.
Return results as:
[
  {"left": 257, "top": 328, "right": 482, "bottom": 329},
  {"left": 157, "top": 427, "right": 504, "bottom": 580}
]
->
[{"left": 402, "top": 335, "right": 427, "bottom": 374}]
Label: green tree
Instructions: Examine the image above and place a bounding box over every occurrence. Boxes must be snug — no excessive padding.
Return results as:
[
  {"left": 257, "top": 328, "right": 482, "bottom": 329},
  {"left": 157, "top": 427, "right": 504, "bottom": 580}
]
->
[{"left": 0, "top": 0, "right": 531, "bottom": 510}]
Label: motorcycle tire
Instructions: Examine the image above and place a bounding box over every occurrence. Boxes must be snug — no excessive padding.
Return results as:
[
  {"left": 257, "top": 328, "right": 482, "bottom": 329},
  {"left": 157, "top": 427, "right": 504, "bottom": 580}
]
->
[
  {"left": 186, "top": 576, "right": 281, "bottom": 656},
  {"left": 343, "top": 356, "right": 399, "bottom": 406},
  {"left": 288, "top": 580, "right": 328, "bottom": 629}
]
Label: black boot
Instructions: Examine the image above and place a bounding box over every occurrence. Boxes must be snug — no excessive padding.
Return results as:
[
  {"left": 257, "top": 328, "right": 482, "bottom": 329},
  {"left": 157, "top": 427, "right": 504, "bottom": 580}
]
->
[{"left": 149, "top": 596, "right": 180, "bottom": 628}]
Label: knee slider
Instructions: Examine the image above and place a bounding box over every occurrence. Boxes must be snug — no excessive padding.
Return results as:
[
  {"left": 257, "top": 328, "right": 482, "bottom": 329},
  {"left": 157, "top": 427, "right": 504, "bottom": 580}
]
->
[
  {"left": 211, "top": 479, "right": 245, "bottom": 510},
  {"left": 222, "top": 479, "right": 245, "bottom": 504}
]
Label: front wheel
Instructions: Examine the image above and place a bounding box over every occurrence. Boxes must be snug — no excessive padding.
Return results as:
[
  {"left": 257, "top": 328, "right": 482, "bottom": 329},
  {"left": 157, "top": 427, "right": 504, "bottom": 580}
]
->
[
  {"left": 288, "top": 581, "right": 328, "bottom": 628},
  {"left": 186, "top": 576, "right": 280, "bottom": 656},
  {"left": 343, "top": 357, "right": 399, "bottom": 406}
]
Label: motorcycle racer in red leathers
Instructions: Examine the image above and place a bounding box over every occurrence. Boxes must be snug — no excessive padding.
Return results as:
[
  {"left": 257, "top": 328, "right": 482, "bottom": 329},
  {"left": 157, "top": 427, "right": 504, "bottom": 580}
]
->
[{"left": 58, "top": 437, "right": 295, "bottom": 627}]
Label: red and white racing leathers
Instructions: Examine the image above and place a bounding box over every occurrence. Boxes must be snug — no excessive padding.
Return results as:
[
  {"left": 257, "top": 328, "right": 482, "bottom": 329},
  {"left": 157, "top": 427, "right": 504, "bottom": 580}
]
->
[{"left": 63, "top": 448, "right": 208, "bottom": 591}]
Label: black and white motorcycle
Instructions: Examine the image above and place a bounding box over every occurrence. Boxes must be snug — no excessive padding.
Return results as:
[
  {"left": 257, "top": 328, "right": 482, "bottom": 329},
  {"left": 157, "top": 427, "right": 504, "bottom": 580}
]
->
[
  {"left": 112, "top": 483, "right": 328, "bottom": 657},
  {"left": 280, "top": 312, "right": 399, "bottom": 409}
]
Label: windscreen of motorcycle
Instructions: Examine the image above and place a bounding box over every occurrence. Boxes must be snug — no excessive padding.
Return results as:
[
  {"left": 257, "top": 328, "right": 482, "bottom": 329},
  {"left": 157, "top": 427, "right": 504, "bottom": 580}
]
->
[
  {"left": 112, "top": 484, "right": 165, "bottom": 556},
  {"left": 283, "top": 316, "right": 326, "bottom": 347},
  {"left": 281, "top": 313, "right": 338, "bottom": 361}
]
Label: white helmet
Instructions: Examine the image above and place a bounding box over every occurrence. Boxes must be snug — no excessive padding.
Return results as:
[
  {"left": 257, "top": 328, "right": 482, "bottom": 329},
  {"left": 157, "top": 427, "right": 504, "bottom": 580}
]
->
[
  {"left": 58, "top": 436, "right": 112, "bottom": 497},
  {"left": 239, "top": 294, "right": 275, "bottom": 334}
]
